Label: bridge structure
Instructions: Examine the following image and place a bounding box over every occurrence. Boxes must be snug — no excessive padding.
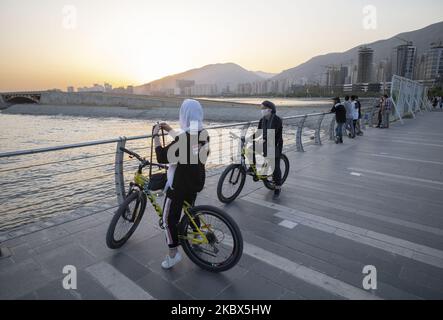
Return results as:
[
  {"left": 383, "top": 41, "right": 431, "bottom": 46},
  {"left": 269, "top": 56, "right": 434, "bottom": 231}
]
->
[
  {"left": 0, "top": 76, "right": 442, "bottom": 300},
  {"left": 0, "top": 91, "right": 43, "bottom": 106},
  {"left": 0, "top": 90, "right": 257, "bottom": 110}
]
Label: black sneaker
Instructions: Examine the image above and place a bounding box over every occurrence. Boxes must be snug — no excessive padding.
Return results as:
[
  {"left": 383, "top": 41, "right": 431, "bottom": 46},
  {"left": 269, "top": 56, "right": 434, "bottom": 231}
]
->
[{"left": 273, "top": 188, "right": 281, "bottom": 200}]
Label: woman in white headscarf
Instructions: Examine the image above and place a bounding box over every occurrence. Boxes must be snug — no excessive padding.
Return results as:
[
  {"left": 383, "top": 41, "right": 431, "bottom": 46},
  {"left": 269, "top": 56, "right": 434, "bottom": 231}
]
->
[{"left": 152, "top": 99, "right": 209, "bottom": 269}]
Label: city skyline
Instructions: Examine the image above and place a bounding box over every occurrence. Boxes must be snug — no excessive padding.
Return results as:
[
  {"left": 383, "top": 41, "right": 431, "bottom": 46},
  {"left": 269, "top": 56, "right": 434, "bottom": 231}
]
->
[{"left": 1, "top": 0, "right": 443, "bottom": 91}]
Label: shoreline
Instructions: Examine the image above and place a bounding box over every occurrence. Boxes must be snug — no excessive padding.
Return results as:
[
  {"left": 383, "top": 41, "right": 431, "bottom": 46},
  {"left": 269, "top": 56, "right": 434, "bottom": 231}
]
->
[{"left": 1, "top": 103, "right": 331, "bottom": 122}]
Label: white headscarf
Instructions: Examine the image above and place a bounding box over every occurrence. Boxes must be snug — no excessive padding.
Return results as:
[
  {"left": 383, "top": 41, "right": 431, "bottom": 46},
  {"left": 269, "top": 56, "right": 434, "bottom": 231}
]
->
[
  {"left": 179, "top": 99, "right": 204, "bottom": 133},
  {"left": 164, "top": 99, "right": 204, "bottom": 192}
]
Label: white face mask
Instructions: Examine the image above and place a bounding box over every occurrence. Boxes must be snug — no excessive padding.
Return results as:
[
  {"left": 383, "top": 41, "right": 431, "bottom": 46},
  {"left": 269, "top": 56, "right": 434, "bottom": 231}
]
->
[{"left": 261, "top": 109, "right": 271, "bottom": 118}]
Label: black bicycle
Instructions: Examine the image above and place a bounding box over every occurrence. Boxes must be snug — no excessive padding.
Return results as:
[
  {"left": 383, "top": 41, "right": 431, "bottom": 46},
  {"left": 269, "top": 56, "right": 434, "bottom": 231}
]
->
[
  {"left": 217, "top": 134, "right": 289, "bottom": 204},
  {"left": 106, "top": 147, "right": 243, "bottom": 273}
]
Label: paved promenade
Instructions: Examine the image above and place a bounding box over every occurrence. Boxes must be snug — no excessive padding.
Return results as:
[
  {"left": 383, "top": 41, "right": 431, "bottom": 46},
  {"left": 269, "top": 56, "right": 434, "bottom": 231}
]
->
[{"left": 1, "top": 111, "right": 443, "bottom": 299}]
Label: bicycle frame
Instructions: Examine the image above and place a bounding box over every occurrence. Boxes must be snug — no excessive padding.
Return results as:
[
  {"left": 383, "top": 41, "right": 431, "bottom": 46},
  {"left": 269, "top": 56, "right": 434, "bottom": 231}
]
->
[
  {"left": 238, "top": 137, "right": 271, "bottom": 181},
  {"left": 131, "top": 171, "right": 212, "bottom": 246}
]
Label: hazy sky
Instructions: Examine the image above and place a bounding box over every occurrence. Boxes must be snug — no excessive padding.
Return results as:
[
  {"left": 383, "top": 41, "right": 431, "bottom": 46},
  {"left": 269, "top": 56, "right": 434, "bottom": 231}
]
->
[{"left": 1, "top": 0, "right": 442, "bottom": 91}]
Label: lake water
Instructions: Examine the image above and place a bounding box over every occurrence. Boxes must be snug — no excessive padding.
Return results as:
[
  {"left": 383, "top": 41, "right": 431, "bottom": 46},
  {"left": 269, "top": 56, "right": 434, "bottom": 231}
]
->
[
  {"left": 0, "top": 108, "right": 322, "bottom": 231},
  {"left": 200, "top": 97, "right": 331, "bottom": 107}
]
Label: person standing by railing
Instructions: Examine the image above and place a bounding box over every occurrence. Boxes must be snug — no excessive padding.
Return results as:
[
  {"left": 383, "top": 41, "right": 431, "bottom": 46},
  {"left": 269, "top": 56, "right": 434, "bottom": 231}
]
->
[
  {"left": 376, "top": 96, "right": 384, "bottom": 128},
  {"left": 382, "top": 94, "right": 392, "bottom": 128},
  {"left": 258, "top": 100, "right": 283, "bottom": 200},
  {"left": 330, "top": 97, "right": 346, "bottom": 144},
  {"left": 351, "top": 96, "right": 360, "bottom": 136},
  {"left": 344, "top": 95, "right": 355, "bottom": 138},
  {"left": 355, "top": 96, "right": 363, "bottom": 136}
]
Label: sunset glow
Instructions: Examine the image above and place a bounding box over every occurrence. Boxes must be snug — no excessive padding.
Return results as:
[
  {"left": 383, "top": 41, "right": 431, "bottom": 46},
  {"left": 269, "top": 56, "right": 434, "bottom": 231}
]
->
[{"left": 1, "top": 0, "right": 442, "bottom": 91}]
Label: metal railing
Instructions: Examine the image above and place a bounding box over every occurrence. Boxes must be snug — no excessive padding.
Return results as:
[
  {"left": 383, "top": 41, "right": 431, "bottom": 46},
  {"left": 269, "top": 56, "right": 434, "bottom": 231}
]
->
[{"left": 0, "top": 99, "right": 427, "bottom": 238}]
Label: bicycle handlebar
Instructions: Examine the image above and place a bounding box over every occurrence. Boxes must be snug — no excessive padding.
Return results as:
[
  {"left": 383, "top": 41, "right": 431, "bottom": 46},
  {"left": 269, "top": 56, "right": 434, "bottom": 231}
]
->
[
  {"left": 120, "top": 147, "right": 144, "bottom": 162},
  {"left": 119, "top": 147, "right": 168, "bottom": 169}
]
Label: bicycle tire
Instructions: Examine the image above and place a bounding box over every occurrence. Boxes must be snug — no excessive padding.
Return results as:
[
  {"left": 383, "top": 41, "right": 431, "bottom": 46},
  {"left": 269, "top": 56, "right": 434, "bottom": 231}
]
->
[
  {"left": 217, "top": 164, "right": 246, "bottom": 203},
  {"left": 263, "top": 153, "right": 290, "bottom": 190},
  {"left": 179, "top": 205, "right": 243, "bottom": 272},
  {"left": 106, "top": 190, "right": 147, "bottom": 249}
]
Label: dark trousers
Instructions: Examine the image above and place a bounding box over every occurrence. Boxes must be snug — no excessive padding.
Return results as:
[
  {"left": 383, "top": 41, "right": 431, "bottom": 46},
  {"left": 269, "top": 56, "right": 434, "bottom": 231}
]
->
[
  {"left": 346, "top": 118, "right": 355, "bottom": 137},
  {"left": 163, "top": 188, "right": 197, "bottom": 248},
  {"left": 273, "top": 154, "right": 282, "bottom": 187},
  {"left": 335, "top": 122, "right": 344, "bottom": 139},
  {"left": 383, "top": 111, "right": 390, "bottom": 128},
  {"left": 377, "top": 110, "right": 382, "bottom": 127}
]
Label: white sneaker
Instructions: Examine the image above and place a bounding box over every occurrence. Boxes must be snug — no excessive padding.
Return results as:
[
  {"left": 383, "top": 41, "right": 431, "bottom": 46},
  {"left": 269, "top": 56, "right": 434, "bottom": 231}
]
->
[{"left": 161, "top": 252, "right": 182, "bottom": 269}]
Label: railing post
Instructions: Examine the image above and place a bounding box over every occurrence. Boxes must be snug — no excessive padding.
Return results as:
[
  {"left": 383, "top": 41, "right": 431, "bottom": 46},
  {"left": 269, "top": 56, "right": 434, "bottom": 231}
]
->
[
  {"left": 115, "top": 136, "right": 127, "bottom": 205},
  {"left": 329, "top": 116, "right": 336, "bottom": 141},
  {"left": 296, "top": 115, "right": 307, "bottom": 152},
  {"left": 314, "top": 114, "right": 325, "bottom": 145}
]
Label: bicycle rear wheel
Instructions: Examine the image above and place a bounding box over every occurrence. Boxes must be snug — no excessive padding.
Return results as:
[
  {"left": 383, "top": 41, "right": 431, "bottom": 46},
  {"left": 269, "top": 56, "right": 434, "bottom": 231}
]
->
[
  {"left": 263, "top": 153, "right": 290, "bottom": 190},
  {"left": 217, "top": 164, "right": 246, "bottom": 203},
  {"left": 106, "top": 190, "right": 147, "bottom": 249},
  {"left": 179, "top": 205, "right": 243, "bottom": 272}
]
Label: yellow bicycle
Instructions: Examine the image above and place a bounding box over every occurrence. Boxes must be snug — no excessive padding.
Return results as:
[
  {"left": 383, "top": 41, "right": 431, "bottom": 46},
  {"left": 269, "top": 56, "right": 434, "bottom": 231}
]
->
[
  {"left": 106, "top": 147, "right": 243, "bottom": 272},
  {"left": 217, "top": 134, "right": 289, "bottom": 203}
]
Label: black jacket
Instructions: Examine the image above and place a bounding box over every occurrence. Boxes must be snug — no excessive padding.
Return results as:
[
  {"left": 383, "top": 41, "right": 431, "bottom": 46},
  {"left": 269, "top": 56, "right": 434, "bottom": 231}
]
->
[
  {"left": 356, "top": 100, "right": 362, "bottom": 119},
  {"left": 155, "top": 130, "right": 209, "bottom": 194},
  {"left": 258, "top": 114, "right": 283, "bottom": 157},
  {"left": 331, "top": 103, "right": 346, "bottom": 123}
]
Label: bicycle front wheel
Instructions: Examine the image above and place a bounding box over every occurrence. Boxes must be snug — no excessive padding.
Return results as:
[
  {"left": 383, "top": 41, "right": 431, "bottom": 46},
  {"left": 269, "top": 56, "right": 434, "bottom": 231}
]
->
[
  {"left": 217, "top": 164, "right": 246, "bottom": 203},
  {"left": 106, "top": 190, "right": 147, "bottom": 249},
  {"left": 179, "top": 205, "right": 243, "bottom": 272}
]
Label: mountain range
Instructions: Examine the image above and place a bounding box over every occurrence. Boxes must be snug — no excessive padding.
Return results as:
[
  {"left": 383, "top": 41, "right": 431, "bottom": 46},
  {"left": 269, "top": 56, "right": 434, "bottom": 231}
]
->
[
  {"left": 274, "top": 21, "right": 443, "bottom": 83},
  {"left": 135, "top": 21, "right": 443, "bottom": 93},
  {"left": 135, "top": 63, "right": 264, "bottom": 94}
]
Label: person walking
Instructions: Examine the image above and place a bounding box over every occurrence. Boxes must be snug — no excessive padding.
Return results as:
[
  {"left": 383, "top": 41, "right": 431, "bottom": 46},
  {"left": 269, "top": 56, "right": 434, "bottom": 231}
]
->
[
  {"left": 432, "top": 97, "right": 438, "bottom": 109},
  {"left": 351, "top": 96, "right": 360, "bottom": 136},
  {"left": 383, "top": 94, "right": 392, "bottom": 128},
  {"left": 330, "top": 97, "right": 346, "bottom": 144},
  {"left": 344, "top": 95, "right": 355, "bottom": 138},
  {"left": 376, "top": 96, "right": 384, "bottom": 128}
]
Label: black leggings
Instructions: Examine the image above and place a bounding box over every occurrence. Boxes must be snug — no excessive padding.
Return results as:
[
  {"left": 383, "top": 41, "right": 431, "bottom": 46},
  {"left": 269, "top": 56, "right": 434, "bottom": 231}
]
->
[{"left": 163, "top": 188, "right": 197, "bottom": 248}]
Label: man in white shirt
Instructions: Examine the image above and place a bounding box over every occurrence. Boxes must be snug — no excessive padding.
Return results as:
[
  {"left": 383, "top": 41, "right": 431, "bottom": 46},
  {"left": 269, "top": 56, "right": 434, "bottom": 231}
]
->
[
  {"left": 344, "top": 95, "right": 355, "bottom": 138},
  {"left": 351, "top": 96, "right": 360, "bottom": 136}
]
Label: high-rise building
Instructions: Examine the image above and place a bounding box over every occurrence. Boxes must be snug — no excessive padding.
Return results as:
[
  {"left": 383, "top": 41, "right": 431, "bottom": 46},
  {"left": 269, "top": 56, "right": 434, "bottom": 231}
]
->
[
  {"left": 424, "top": 42, "right": 443, "bottom": 81},
  {"left": 175, "top": 79, "right": 195, "bottom": 95},
  {"left": 357, "top": 46, "right": 374, "bottom": 83},
  {"left": 415, "top": 54, "right": 427, "bottom": 80},
  {"left": 67, "top": 86, "right": 74, "bottom": 93},
  {"left": 393, "top": 43, "right": 416, "bottom": 79},
  {"left": 375, "top": 60, "right": 387, "bottom": 82},
  {"left": 339, "top": 66, "right": 348, "bottom": 85}
]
